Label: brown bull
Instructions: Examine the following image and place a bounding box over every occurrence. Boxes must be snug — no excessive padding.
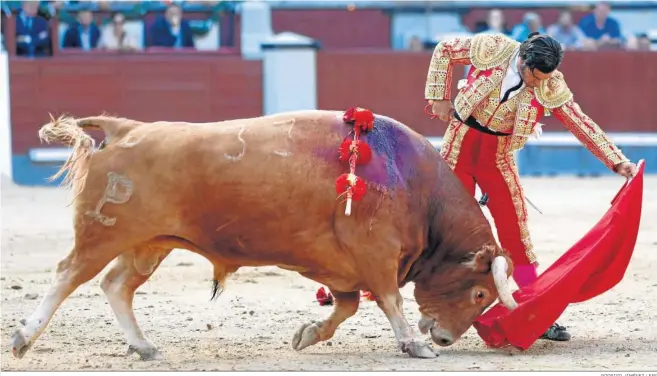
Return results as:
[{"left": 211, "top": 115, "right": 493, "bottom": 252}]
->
[{"left": 11, "top": 110, "right": 518, "bottom": 360}]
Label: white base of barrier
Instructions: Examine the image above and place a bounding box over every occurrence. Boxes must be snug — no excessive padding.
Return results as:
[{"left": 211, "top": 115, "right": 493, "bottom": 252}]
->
[
  {"left": 426, "top": 132, "right": 657, "bottom": 148},
  {"left": 26, "top": 132, "right": 657, "bottom": 164}
]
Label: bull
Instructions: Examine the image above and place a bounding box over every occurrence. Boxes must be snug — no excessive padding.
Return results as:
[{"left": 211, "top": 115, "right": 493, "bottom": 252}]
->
[{"left": 11, "top": 110, "right": 518, "bottom": 360}]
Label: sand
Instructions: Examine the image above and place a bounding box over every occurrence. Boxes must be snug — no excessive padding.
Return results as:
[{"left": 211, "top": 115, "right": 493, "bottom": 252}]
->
[{"left": 1, "top": 174, "right": 656, "bottom": 371}]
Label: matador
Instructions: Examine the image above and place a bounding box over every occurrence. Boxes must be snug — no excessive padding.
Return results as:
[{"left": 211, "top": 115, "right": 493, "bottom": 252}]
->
[{"left": 424, "top": 32, "right": 638, "bottom": 341}]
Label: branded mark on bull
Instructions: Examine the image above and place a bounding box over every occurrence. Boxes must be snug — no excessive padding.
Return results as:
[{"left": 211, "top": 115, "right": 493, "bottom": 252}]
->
[
  {"left": 273, "top": 118, "right": 296, "bottom": 157},
  {"left": 85, "top": 171, "right": 133, "bottom": 226},
  {"left": 119, "top": 130, "right": 151, "bottom": 148},
  {"left": 224, "top": 126, "right": 247, "bottom": 161}
]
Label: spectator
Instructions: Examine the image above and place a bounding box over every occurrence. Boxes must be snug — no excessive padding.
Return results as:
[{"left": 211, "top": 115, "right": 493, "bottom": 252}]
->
[
  {"left": 511, "top": 12, "right": 545, "bottom": 42},
  {"left": 547, "top": 10, "right": 586, "bottom": 50},
  {"left": 62, "top": 8, "right": 101, "bottom": 50},
  {"left": 636, "top": 34, "right": 652, "bottom": 51},
  {"left": 480, "top": 9, "right": 511, "bottom": 35},
  {"left": 578, "top": 2, "right": 623, "bottom": 49},
  {"left": 15, "top": 1, "right": 51, "bottom": 57},
  {"left": 149, "top": 3, "right": 195, "bottom": 48},
  {"left": 408, "top": 35, "right": 423, "bottom": 51},
  {"left": 473, "top": 21, "right": 488, "bottom": 34},
  {"left": 98, "top": 12, "right": 139, "bottom": 52},
  {"left": 627, "top": 33, "right": 653, "bottom": 51}
]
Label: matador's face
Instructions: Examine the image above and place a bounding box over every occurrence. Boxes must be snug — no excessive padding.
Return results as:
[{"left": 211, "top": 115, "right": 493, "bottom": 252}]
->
[{"left": 518, "top": 59, "right": 554, "bottom": 88}]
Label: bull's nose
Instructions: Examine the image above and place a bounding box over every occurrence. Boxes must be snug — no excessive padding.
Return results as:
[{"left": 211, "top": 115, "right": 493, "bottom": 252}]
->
[
  {"left": 438, "top": 337, "right": 453, "bottom": 346},
  {"left": 430, "top": 327, "right": 455, "bottom": 347}
]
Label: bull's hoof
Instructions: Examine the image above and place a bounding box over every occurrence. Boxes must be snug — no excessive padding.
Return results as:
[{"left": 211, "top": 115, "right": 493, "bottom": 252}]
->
[
  {"left": 400, "top": 340, "right": 437, "bottom": 359},
  {"left": 127, "top": 345, "right": 165, "bottom": 361},
  {"left": 11, "top": 329, "right": 31, "bottom": 359},
  {"left": 291, "top": 321, "right": 322, "bottom": 351}
]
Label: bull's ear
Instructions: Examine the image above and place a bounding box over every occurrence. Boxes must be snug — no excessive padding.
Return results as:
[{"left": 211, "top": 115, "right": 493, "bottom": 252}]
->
[{"left": 466, "top": 245, "right": 496, "bottom": 272}]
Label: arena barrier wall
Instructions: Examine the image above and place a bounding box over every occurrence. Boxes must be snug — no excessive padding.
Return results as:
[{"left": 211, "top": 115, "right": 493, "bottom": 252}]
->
[{"left": 6, "top": 50, "right": 657, "bottom": 186}]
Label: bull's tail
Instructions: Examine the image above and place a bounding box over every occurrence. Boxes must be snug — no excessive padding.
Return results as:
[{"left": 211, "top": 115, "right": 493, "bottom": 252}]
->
[
  {"left": 210, "top": 279, "right": 223, "bottom": 301},
  {"left": 38, "top": 113, "right": 131, "bottom": 199}
]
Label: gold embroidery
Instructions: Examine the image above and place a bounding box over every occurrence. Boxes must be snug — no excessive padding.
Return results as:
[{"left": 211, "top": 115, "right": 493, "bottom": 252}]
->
[
  {"left": 553, "top": 99, "right": 629, "bottom": 169},
  {"left": 455, "top": 68, "right": 505, "bottom": 121},
  {"left": 472, "top": 86, "right": 523, "bottom": 133},
  {"left": 469, "top": 33, "right": 520, "bottom": 71},
  {"left": 496, "top": 138, "right": 536, "bottom": 264},
  {"left": 508, "top": 91, "right": 539, "bottom": 152},
  {"left": 535, "top": 70, "right": 573, "bottom": 109},
  {"left": 425, "top": 37, "right": 472, "bottom": 100},
  {"left": 440, "top": 118, "right": 470, "bottom": 169}
]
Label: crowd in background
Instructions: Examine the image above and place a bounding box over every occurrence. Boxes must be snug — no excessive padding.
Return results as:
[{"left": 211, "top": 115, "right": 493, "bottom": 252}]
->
[
  {"left": 2, "top": 0, "right": 232, "bottom": 56},
  {"left": 2, "top": 0, "right": 655, "bottom": 57},
  {"left": 470, "top": 2, "right": 651, "bottom": 51}
]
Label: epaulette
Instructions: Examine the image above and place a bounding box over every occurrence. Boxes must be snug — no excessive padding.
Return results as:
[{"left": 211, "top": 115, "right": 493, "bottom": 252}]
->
[
  {"left": 469, "top": 33, "right": 520, "bottom": 71},
  {"left": 535, "top": 70, "right": 573, "bottom": 109}
]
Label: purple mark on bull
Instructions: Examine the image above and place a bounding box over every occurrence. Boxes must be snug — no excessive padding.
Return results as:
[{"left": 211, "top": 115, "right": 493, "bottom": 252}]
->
[
  {"left": 358, "top": 115, "right": 413, "bottom": 190},
  {"left": 312, "top": 114, "right": 415, "bottom": 193}
]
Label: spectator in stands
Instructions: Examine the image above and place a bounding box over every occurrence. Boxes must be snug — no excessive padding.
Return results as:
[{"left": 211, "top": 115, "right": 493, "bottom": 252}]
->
[
  {"left": 15, "top": 1, "right": 51, "bottom": 57},
  {"left": 547, "top": 10, "right": 586, "bottom": 50},
  {"left": 62, "top": 8, "right": 101, "bottom": 50},
  {"left": 636, "top": 34, "right": 652, "bottom": 51},
  {"left": 510, "top": 12, "right": 545, "bottom": 42},
  {"left": 578, "top": 2, "right": 623, "bottom": 49},
  {"left": 16, "top": 1, "right": 51, "bottom": 57},
  {"left": 98, "top": 12, "right": 139, "bottom": 52},
  {"left": 408, "top": 35, "right": 424, "bottom": 52},
  {"left": 479, "top": 9, "right": 511, "bottom": 35},
  {"left": 627, "top": 33, "right": 653, "bottom": 51},
  {"left": 149, "top": 3, "right": 195, "bottom": 49}
]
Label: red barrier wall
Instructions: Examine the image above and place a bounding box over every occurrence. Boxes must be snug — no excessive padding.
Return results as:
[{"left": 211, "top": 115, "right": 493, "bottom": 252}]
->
[
  {"left": 9, "top": 50, "right": 657, "bottom": 155},
  {"left": 9, "top": 53, "right": 262, "bottom": 154},
  {"left": 317, "top": 50, "right": 657, "bottom": 137}
]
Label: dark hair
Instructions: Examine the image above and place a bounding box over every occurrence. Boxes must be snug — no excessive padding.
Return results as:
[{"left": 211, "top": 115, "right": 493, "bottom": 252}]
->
[{"left": 519, "top": 32, "right": 564, "bottom": 74}]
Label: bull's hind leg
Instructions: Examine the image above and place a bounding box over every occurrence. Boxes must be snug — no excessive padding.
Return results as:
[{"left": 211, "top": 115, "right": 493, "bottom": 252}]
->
[
  {"left": 11, "top": 244, "right": 123, "bottom": 358},
  {"left": 100, "top": 246, "right": 172, "bottom": 361},
  {"left": 292, "top": 290, "right": 360, "bottom": 351}
]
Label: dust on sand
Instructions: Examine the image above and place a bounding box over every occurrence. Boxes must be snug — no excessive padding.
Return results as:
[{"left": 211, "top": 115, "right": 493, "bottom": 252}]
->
[{"left": 2, "top": 175, "right": 656, "bottom": 371}]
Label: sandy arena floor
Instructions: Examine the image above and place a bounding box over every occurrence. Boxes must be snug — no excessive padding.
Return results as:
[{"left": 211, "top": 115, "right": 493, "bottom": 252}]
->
[{"left": 1, "top": 174, "right": 656, "bottom": 371}]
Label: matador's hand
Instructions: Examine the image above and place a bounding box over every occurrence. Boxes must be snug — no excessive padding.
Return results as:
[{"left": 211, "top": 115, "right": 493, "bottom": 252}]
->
[
  {"left": 614, "top": 161, "right": 638, "bottom": 179},
  {"left": 428, "top": 100, "right": 455, "bottom": 122}
]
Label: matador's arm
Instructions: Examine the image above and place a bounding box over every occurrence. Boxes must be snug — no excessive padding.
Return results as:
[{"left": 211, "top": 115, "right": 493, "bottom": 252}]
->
[
  {"left": 553, "top": 99, "right": 629, "bottom": 171},
  {"left": 537, "top": 71, "right": 629, "bottom": 171},
  {"left": 424, "top": 37, "right": 473, "bottom": 101}
]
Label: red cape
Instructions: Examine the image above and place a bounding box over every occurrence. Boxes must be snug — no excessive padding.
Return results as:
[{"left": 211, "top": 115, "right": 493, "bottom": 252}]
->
[{"left": 473, "top": 160, "right": 645, "bottom": 350}]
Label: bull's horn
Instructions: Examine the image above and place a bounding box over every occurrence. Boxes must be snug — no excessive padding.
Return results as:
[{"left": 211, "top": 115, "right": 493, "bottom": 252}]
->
[{"left": 492, "top": 256, "right": 519, "bottom": 310}]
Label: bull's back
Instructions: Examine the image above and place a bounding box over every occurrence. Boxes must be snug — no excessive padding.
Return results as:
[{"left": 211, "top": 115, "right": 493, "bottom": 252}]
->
[{"left": 83, "top": 110, "right": 441, "bottom": 270}]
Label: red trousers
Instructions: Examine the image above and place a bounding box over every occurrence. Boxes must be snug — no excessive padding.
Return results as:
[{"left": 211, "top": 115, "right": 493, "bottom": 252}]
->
[{"left": 440, "top": 119, "right": 537, "bottom": 266}]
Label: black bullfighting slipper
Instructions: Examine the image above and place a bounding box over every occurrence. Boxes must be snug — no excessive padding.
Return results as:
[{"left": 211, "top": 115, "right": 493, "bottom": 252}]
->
[{"left": 540, "top": 322, "right": 571, "bottom": 341}]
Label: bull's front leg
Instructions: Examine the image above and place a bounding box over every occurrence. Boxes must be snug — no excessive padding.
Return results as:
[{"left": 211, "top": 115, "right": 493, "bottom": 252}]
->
[
  {"left": 372, "top": 289, "right": 437, "bottom": 358},
  {"left": 292, "top": 290, "right": 360, "bottom": 351}
]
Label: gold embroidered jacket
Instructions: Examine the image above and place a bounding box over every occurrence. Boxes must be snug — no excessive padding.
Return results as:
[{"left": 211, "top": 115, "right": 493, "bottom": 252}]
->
[{"left": 424, "top": 33, "right": 629, "bottom": 170}]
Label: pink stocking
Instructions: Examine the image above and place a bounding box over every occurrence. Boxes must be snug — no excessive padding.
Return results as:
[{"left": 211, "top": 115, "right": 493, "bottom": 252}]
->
[{"left": 512, "top": 264, "right": 538, "bottom": 288}]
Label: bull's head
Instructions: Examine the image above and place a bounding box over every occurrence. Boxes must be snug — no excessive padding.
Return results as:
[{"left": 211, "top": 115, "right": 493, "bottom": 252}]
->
[{"left": 413, "top": 244, "right": 517, "bottom": 346}]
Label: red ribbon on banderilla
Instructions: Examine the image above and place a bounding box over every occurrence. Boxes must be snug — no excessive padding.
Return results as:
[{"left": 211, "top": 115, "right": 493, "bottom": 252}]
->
[{"left": 336, "top": 107, "right": 375, "bottom": 216}]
